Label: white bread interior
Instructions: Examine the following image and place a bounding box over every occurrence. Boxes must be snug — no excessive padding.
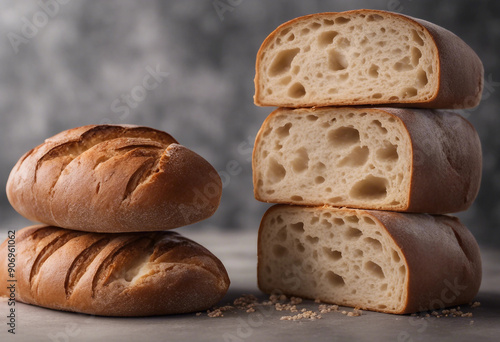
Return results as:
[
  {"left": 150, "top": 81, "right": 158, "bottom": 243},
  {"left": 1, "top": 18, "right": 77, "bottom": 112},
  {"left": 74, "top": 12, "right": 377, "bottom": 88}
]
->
[
  {"left": 258, "top": 206, "right": 408, "bottom": 313},
  {"left": 255, "top": 11, "right": 438, "bottom": 106},
  {"left": 253, "top": 107, "right": 411, "bottom": 210}
]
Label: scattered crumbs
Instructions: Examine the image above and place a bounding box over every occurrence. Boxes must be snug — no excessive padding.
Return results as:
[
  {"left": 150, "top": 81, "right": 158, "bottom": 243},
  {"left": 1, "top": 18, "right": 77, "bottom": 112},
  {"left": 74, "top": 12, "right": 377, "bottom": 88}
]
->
[
  {"left": 207, "top": 309, "right": 224, "bottom": 318},
  {"left": 412, "top": 302, "right": 481, "bottom": 319},
  {"left": 469, "top": 320, "right": 474, "bottom": 325},
  {"left": 280, "top": 311, "right": 322, "bottom": 321},
  {"left": 319, "top": 304, "right": 339, "bottom": 314},
  {"left": 202, "top": 293, "right": 362, "bottom": 320},
  {"left": 471, "top": 301, "right": 481, "bottom": 308}
]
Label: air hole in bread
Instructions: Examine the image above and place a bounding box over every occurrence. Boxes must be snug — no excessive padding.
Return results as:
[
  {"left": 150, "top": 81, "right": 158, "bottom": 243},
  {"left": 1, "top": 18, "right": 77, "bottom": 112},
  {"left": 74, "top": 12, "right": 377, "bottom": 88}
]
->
[
  {"left": 368, "top": 64, "right": 379, "bottom": 78},
  {"left": 411, "top": 29, "right": 424, "bottom": 46},
  {"left": 301, "top": 28, "right": 311, "bottom": 36},
  {"left": 311, "top": 217, "right": 319, "bottom": 224},
  {"left": 307, "top": 114, "right": 319, "bottom": 121},
  {"left": 291, "top": 148, "right": 309, "bottom": 173},
  {"left": 276, "top": 122, "right": 292, "bottom": 138},
  {"left": 328, "top": 88, "right": 338, "bottom": 94},
  {"left": 269, "top": 48, "right": 300, "bottom": 77},
  {"left": 333, "top": 218, "right": 345, "bottom": 226},
  {"left": 328, "top": 196, "right": 343, "bottom": 203},
  {"left": 323, "top": 19, "right": 334, "bottom": 26},
  {"left": 411, "top": 47, "right": 422, "bottom": 66},
  {"left": 273, "top": 244, "right": 288, "bottom": 258},
  {"left": 391, "top": 249, "right": 400, "bottom": 262},
  {"left": 393, "top": 56, "right": 413, "bottom": 71},
  {"left": 328, "top": 50, "right": 348, "bottom": 71},
  {"left": 399, "top": 265, "right": 406, "bottom": 276},
  {"left": 365, "top": 261, "right": 385, "bottom": 279},
  {"left": 354, "top": 249, "right": 364, "bottom": 257},
  {"left": 417, "top": 69, "right": 428, "bottom": 87},
  {"left": 321, "top": 219, "right": 333, "bottom": 228},
  {"left": 277, "top": 227, "right": 287, "bottom": 242},
  {"left": 306, "top": 235, "right": 319, "bottom": 244},
  {"left": 335, "top": 16, "right": 351, "bottom": 24},
  {"left": 279, "top": 75, "right": 292, "bottom": 85},
  {"left": 295, "top": 239, "right": 305, "bottom": 252},
  {"left": 267, "top": 158, "right": 286, "bottom": 184},
  {"left": 371, "top": 120, "right": 388, "bottom": 134},
  {"left": 345, "top": 227, "right": 363, "bottom": 240},
  {"left": 364, "top": 237, "right": 382, "bottom": 251},
  {"left": 401, "top": 87, "right": 417, "bottom": 98},
  {"left": 315, "top": 176, "right": 325, "bottom": 184},
  {"left": 328, "top": 126, "right": 360, "bottom": 147},
  {"left": 326, "top": 271, "right": 346, "bottom": 287},
  {"left": 288, "top": 82, "right": 306, "bottom": 98},
  {"left": 366, "top": 14, "right": 384, "bottom": 22},
  {"left": 350, "top": 175, "right": 388, "bottom": 200},
  {"left": 287, "top": 34, "right": 295, "bottom": 42},
  {"left": 318, "top": 31, "right": 339, "bottom": 47},
  {"left": 372, "top": 93, "right": 383, "bottom": 99},
  {"left": 338, "top": 146, "right": 369, "bottom": 167},
  {"left": 364, "top": 217, "right": 376, "bottom": 225},
  {"left": 310, "top": 22, "right": 321, "bottom": 30},
  {"left": 376, "top": 143, "right": 398, "bottom": 162},
  {"left": 346, "top": 215, "right": 360, "bottom": 223},
  {"left": 290, "top": 222, "right": 305, "bottom": 233},
  {"left": 291, "top": 195, "right": 303, "bottom": 201},
  {"left": 292, "top": 65, "right": 300, "bottom": 75}
]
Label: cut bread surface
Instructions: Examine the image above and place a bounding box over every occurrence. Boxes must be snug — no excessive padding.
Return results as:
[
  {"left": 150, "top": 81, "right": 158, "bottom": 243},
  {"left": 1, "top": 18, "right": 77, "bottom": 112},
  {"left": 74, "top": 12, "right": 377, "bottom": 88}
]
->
[
  {"left": 253, "top": 107, "right": 482, "bottom": 213},
  {"left": 255, "top": 10, "right": 483, "bottom": 108},
  {"left": 257, "top": 205, "right": 481, "bottom": 314},
  {"left": 254, "top": 107, "right": 411, "bottom": 211},
  {"left": 258, "top": 206, "right": 407, "bottom": 313}
]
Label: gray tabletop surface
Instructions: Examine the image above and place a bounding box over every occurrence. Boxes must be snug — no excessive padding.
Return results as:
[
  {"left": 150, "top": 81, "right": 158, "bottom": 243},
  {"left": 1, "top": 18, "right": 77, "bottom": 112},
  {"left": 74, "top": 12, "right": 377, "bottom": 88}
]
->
[{"left": 0, "top": 229, "right": 499, "bottom": 342}]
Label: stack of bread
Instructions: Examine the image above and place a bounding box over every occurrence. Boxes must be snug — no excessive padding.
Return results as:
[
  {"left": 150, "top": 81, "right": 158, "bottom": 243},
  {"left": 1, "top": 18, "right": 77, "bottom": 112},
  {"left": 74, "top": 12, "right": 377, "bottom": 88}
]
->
[
  {"left": 0, "top": 125, "right": 230, "bottom": 316},
  {"left": 252, "top": 10, "right": 483, "bottom": 314}
]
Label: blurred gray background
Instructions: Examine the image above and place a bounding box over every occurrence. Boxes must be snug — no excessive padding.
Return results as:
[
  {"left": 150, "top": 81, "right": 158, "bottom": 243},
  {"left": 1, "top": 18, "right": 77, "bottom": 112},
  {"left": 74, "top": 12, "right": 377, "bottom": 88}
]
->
[{"left": 0, "top": 0, "right": 498, "bottom": 246}]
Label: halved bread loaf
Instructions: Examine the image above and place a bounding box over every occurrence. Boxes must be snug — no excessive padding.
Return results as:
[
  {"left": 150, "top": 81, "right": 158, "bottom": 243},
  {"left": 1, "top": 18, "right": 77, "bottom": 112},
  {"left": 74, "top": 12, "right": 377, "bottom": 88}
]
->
[
  {"left": 6, "top": 125, "right": 222, "bottom": 233},
  {"left": 0, "top": 225, "right": 230, "bottom": 316},
  {"left": 253, "top": 107, "right": 482, "bottom": 214},
  {"left": 254, "top": 10, "right": 483, "bottom": 108},
  {"left": 258, "top": 205, "right": 481, "bottom": 314}
]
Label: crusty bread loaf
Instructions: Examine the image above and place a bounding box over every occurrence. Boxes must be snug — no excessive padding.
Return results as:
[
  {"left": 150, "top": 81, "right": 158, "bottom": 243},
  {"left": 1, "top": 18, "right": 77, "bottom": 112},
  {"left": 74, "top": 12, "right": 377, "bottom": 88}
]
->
[
  {"left": 258, "top": 205, "right": 481, "bottom": 314},
  {"left": 254, "top": 10, "right": 483, "bottom": 109},
  {"left": 6, "top": 125, "right": 222, "bottom": 233},
  {"left": 0, "top": 225, "right": 230, "bottom": 316},
  {"left": 253, "top": 107, "right": 481, "bottom": 214}
]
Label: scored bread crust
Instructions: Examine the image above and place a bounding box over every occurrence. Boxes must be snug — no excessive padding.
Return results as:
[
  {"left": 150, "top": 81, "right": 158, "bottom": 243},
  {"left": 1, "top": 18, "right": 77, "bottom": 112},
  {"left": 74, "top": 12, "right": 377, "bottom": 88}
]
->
[
  {"left": 6, "top": 125, "right": 222, "bottom": 233},
  {"left": 0, "top": 225, "right": 230, "bottom": 316},
  {"left": 254, "top": 9, "right": 483, "bottom": 109},
  {"left": 257, "top": 205, "right": 481, "bottom": 314},
  {"left": 252, "top": 107, "right": 482, "bottom": 214}
]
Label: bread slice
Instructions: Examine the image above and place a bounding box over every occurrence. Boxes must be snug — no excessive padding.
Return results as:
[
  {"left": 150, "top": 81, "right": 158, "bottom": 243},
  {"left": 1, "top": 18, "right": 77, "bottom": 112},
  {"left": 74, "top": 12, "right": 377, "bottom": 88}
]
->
[
  {"left": 6, "top": 125, "right": 222, "bottom": 233},
  {"left": 258, "top": 205, "right": 481, "bottom": 314},
  {"left": 254, "top": 10, "right": 483, "bottom": 108},
  {"left": 253, "top": 107, "right": 481, "bottom": 214},
  {"left": 0, "top": 225, "right": 230, "bottom": 316}
]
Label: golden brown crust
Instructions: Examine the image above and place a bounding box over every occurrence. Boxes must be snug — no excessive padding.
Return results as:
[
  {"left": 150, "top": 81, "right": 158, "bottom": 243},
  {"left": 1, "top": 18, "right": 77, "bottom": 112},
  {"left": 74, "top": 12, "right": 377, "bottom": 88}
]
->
[
  {"left": 254, "top": 9, "right": 483, "bottom": 109},
  {"left": 0, "top": 225, "right": 230, "bottom": 316},
  {"left": 369, "top": 210, "right": 481, "bottom": 314},
  {"left": 257, "top": 205, "right": 481, "bottom": 314},
  {"left": 6, "top": 125, "right": 222, "bottom": 233},
  {"left": 252, "top": 107, "right": 482, "bottom": 214}
]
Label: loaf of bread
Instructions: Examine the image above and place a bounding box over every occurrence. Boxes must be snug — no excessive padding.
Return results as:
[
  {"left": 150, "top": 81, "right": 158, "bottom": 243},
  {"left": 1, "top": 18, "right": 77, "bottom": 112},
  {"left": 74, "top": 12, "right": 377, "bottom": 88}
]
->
[
  {"left": 6, "top": 125, "right": 222, "bottom": 233},
  {"left": 253, "top": 107, "right": 481, "bottom": 214},
  {"left": 254, "top": 9, "right": 483, "bottom": 109},
  {"left": 0, "top": 225, "right": 230, "bottom": 316},
  {"left": 258, "top": 205, "right": 481, "bottom": 314}
]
